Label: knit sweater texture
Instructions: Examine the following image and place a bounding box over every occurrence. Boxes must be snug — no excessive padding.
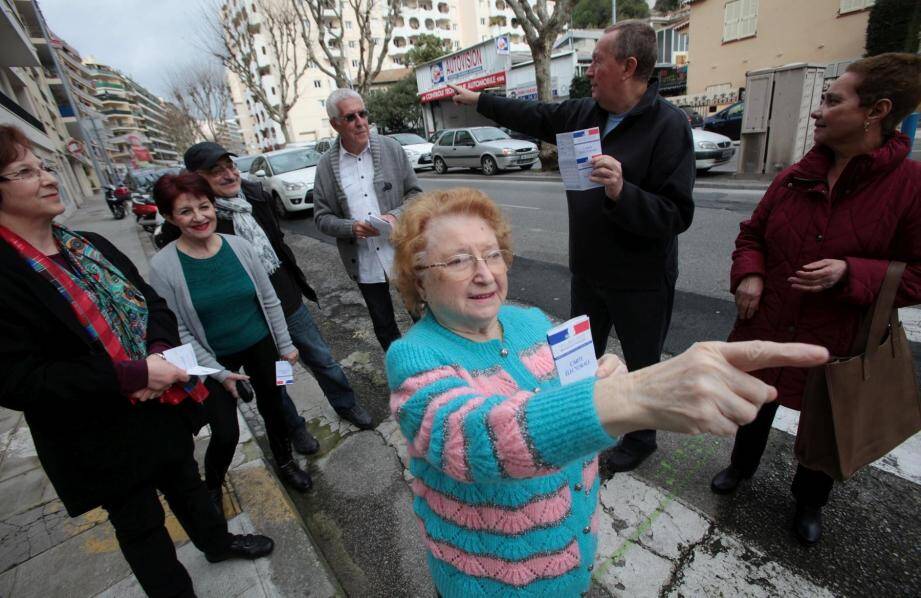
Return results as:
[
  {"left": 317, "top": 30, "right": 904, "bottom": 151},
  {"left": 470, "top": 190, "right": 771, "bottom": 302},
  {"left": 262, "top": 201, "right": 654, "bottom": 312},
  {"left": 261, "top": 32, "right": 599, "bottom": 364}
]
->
[{"left": 386, "top": 305, "right": 616, "bottom": 597}]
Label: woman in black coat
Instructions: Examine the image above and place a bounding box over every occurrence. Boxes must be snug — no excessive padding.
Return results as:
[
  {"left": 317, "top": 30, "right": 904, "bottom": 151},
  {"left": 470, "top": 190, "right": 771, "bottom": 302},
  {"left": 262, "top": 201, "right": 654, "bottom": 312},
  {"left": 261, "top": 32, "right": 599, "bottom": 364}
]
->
[{"left": 0, "top": 125, "right": 273, "bottom": 598}]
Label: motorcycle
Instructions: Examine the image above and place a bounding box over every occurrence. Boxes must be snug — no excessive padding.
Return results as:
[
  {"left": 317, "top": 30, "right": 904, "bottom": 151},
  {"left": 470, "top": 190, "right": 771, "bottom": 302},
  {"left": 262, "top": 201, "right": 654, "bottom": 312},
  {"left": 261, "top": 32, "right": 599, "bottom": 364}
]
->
[
  {"left": 131, "top": 192, "right": 162, "bottom": 235},
  {"left": 104, "top": 184, "right": 130, "bottom": 220}
]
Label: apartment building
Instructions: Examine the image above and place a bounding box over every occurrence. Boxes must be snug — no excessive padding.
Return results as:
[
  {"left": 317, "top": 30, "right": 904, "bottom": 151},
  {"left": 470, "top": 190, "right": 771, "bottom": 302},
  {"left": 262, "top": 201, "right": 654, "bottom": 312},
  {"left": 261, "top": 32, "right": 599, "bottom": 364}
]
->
[
  {"left": 225, "top": 0, "right": 554, "bottom": 151},
  {"left": 83, "top": 58, "right": 180, "bottom": 168},
  {"left": 686, "top": 0, "right": 874, "bottom": 96},
  {"left": 1, "top": 0, "right": 96, "bottom": 214}
]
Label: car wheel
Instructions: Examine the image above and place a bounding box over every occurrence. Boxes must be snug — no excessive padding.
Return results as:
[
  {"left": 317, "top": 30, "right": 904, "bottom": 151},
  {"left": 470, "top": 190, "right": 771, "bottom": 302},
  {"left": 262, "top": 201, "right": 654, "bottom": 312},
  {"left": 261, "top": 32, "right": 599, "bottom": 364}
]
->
[
  {"left": 520, "top": 164, "right": 533, "bottom": 170},
  {"left": 481, "top": 155, "right": 498, "bottom": 176},
  {"left": 272, "top": 192, "right": 290, "bottom": 220},
  {"left": 433, "top": 156, "right": 447, "bottom": 174}
]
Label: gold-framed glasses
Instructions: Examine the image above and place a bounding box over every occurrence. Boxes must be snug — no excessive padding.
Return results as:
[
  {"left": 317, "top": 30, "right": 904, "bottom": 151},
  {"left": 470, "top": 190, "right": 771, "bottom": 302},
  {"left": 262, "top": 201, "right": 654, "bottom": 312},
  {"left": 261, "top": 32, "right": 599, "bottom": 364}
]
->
[
  {"left": 416, "top": 249, "right": 512, "bottom": 280},
  {"left": 0, "top": 161, "right": 56, "bottom": 182}
]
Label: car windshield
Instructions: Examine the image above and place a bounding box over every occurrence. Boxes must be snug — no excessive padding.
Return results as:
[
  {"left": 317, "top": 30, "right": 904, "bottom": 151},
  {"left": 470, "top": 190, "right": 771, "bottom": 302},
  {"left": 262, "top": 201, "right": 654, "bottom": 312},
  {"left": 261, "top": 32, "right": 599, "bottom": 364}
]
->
[
  {"left": 472, "top": 127, "right": 510, "bottom": 142},
  {"left": 390, "top": 133, "right": 427, "bottom": 145},
  {"left": 267, "top": 150, "right": 322, "bottom": 175},
  {"left": 234, "top": 156, "right": 256, "bottom": 172}
]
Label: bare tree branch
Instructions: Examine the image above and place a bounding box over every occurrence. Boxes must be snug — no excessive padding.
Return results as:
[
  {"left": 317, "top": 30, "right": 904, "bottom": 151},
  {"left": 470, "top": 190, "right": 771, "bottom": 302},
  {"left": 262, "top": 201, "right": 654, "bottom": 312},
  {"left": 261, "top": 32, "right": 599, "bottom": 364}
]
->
[
  {"left": 164, "top": 63, "right": 232, "bottom": 142},
  {"left": 292, "top": 0, "right": 400, "bottom": 96},
  {"left": 199, "top": 0, "right": 310, "bottom": 144}
]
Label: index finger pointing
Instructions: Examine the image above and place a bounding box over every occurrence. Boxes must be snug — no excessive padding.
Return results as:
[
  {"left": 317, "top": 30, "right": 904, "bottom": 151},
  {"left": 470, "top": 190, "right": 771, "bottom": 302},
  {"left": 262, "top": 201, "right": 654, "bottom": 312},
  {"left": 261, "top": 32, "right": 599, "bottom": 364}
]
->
[{"left": 713, "top": 341, "right": 829, "bottom": 372}]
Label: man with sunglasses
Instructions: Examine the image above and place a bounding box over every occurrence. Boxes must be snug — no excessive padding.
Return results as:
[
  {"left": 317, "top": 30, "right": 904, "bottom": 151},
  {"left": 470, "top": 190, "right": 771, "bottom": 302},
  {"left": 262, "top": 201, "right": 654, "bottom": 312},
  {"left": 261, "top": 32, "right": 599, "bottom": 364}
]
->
[
  {"left": 314, "top": 89, "right": 422, "bottom": 351},
  {"left": 161, "top": 142, "right": 374, "bottom": 457}
]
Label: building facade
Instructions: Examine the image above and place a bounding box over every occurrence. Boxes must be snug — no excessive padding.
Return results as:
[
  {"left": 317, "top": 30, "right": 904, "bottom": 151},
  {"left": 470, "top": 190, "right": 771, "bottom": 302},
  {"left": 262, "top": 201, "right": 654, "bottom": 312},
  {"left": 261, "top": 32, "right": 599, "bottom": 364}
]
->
[
  {"left": 0, "top": 0, "right": 98, "bottom": 215},
  {"left": 686, "top": 0, "right": 873, "bottom": 96},
  {"left": 83, "top": 58, "right": 180, "bottom": 169},
  {"left": 224, "top": 0, "right": 557, "bottom": 152}
]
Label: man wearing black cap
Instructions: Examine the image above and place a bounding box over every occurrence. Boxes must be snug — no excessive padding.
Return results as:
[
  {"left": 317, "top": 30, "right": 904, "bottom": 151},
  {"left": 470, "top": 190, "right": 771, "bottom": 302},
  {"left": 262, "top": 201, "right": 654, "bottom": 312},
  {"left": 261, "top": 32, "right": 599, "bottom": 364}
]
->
[{"left": 164, "top": 142, "right": 373, "bottom": 449}]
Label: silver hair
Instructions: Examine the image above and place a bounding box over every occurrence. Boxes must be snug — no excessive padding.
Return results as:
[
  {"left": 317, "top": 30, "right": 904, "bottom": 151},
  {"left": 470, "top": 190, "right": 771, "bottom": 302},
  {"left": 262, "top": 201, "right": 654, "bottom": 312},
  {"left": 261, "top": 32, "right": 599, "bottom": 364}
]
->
[{"left": 326, "top": 88, "right": 364, "bottom": 120}]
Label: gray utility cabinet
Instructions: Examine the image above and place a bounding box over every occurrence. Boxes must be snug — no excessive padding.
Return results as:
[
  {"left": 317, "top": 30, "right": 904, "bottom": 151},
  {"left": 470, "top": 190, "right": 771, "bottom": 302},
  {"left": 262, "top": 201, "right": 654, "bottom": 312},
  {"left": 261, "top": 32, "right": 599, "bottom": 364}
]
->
[{"left": 738, "top": 63, "right": 826, "bottom": 175}]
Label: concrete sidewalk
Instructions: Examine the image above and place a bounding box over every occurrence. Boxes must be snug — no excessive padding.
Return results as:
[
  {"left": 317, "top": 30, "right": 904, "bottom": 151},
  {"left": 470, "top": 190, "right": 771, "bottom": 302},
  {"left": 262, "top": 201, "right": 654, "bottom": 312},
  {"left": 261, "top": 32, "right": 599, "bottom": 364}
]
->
[{"left": 0, "top": 195, "right": 342, "bottom": 597}]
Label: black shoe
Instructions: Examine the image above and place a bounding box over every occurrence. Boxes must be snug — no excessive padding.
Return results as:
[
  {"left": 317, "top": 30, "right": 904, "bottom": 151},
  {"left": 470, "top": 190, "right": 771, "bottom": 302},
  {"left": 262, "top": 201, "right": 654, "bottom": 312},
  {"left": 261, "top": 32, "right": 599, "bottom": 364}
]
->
[
  {"left": 291, "top": 425, "right": 320, "bottom": 455},
  {"left": 600, "top": 441, "right": 656, "bottom": 474},
  {"left": 710, "top": 465, "right": 752, "bottom": 495},
  {"left": 278, "top": 460, "right": 313, "bottom": 492},
  {"left": 335, "top": 404, "right": 373, "bottom": 430},
  {"left": 793, "top": 504, "right": 822, "bottom": 545},
  {"left": 205, "top": 533, "right": 275, "bottom": 563},
  {"left": 208, "top": 486, "right": 224, "bottom": 516}
]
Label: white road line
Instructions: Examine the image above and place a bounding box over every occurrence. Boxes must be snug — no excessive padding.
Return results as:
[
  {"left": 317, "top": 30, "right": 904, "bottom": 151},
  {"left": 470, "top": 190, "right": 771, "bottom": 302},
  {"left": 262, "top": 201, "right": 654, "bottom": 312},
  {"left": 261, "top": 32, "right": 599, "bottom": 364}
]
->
[
  {"left": 772, "top": 403, "right": 921, "bottom": 486},
  {"left": 498, "top": 203, "right": 540, "bottom": 210},
  {"left": 899, "top": 306, "right": 921, "bottom": 343},
  {"left": 694, "top": 187, "right": 766, "bottom": 195}
]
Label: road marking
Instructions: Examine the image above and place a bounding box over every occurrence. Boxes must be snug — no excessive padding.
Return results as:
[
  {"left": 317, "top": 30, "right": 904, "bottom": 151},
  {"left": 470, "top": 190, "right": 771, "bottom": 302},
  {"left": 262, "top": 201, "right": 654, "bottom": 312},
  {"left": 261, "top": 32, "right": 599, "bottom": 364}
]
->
[
  {"left": 694, "top": 187, "right": 766, "bottom": 196},
  {"left": 498, "top": 203, "right": 540, "bottom": 210}
]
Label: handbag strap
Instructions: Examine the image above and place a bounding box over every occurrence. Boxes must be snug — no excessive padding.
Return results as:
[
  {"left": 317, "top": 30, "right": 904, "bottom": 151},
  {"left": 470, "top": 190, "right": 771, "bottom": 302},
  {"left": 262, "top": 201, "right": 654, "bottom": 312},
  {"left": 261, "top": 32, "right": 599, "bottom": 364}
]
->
[{"left": 855, "top": 261, "right": 905, "bottom": 358}]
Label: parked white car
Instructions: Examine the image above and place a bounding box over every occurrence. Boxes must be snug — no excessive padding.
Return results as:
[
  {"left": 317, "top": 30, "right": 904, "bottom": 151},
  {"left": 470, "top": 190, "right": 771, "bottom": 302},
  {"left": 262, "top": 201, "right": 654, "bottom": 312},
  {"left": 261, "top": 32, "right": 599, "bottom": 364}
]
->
[
  {"left": 248, "top": 148, "right": 323, "bottom": 218},
  {"left": 386, "top": 133, "right": 433, "bottom": 171},
  {"left": 693, "top": 128, "right": 735, "bottom": 171},
  {"left": 233, "top": 155, "right": 258, "bottom": 181}
]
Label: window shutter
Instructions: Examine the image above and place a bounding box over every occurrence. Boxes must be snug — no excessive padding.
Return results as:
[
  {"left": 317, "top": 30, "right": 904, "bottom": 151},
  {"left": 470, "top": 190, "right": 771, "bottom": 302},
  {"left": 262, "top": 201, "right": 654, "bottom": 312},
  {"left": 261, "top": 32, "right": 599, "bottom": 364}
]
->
[
  {"left": 741, "top": 0, "right": 758, "bottom": 38},
  {"left": 723, "top": 0, "right": 741, "bottom": 41}
]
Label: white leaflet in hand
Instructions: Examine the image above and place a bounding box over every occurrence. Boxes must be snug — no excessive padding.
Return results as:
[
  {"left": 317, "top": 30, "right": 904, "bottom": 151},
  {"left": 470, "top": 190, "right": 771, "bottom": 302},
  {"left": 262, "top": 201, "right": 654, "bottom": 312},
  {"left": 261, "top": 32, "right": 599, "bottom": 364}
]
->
[
  {"left": 556, "top": 127, "right": 604, "bottom": 191},
  {"left": 162, "top": 344, "right": 220, "bottom": 376},
  {"left": 368, "top": 214, "right": 393, "bottom": 238},
  {"left": 546, "top": 315, "right": 597, "bottom": 385},
  {"left": 275, "top": 360, "right": 294, "bottom": 386}
]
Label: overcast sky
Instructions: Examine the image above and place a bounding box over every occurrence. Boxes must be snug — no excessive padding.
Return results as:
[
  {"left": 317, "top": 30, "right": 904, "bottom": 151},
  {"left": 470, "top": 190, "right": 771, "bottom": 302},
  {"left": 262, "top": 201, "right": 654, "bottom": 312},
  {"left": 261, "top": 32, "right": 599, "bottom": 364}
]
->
[{"left": 38, "top": 0, "right": 217, "bottom": 98}]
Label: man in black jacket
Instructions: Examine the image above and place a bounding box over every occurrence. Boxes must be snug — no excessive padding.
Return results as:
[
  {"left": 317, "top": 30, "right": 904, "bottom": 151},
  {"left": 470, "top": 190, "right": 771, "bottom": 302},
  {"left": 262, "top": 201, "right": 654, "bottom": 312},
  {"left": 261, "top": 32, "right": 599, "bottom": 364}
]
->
[
  {"left": 162, "top": 143, "right": 374, "bottom": 449},
  {"left": 450, "top": 20, "right": 695, "bottom": 473}
]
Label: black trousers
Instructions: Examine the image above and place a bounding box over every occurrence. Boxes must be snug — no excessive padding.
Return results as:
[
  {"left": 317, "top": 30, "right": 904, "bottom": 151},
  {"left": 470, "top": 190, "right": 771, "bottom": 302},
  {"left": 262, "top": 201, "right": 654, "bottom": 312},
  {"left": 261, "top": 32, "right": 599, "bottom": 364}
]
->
[
  {"left": 201, "top": 378, "right": 239, "bottom": 490},
  {"left": 102, "top": 443, "right": 231, "bottom": 598},
  {"left": 571, "top": 273, "right": 676, "bottom": 449},
  {"left": 730, "top": 400, "right": 835, "bottom": 507},
  {"left": 358, "top": 281, "right": 404, "bottom": 352},
  {"left": 217, "top": 334, "right": 293, "bottom": 468}
]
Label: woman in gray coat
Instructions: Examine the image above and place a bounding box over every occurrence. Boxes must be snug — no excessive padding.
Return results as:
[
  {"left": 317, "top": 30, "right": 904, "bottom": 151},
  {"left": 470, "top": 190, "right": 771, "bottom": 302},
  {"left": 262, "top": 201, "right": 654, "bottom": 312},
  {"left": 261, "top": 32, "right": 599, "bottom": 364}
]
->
[{"left": 149, "top": 172, "right": 312, "bottom": 510}]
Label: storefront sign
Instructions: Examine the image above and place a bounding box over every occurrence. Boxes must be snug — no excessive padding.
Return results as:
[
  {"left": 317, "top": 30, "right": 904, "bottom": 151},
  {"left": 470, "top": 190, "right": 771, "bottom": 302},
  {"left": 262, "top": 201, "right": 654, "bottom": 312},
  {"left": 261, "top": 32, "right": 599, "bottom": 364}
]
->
[
  {"left": 416, "top": 37, "right": 510, "bottom": 103},
  {"left": 419, "top": 71, "right": 507, "bottom": 104}
]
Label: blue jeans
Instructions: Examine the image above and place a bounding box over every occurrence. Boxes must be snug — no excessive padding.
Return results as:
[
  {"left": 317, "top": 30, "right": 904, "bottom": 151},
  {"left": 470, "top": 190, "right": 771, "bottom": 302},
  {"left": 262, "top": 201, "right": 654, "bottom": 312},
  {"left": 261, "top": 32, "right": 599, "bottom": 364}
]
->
[{"left": 279, "top": 303, "right": 357, "bottom": 432}]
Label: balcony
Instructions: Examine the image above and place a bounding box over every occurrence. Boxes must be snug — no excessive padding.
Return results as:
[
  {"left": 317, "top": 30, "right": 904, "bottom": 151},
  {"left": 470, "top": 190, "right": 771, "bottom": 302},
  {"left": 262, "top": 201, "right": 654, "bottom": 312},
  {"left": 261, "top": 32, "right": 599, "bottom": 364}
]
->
[{"left": 0, "top": 0, "right": 40, "bottom": 66}]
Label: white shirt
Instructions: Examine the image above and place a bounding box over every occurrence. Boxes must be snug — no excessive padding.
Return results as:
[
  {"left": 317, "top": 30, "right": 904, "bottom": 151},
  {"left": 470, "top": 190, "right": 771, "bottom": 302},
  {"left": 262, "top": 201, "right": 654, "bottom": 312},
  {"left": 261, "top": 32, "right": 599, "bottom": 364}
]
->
[{"left": 338, "top": 143, "right": 395, "bottom": 284}]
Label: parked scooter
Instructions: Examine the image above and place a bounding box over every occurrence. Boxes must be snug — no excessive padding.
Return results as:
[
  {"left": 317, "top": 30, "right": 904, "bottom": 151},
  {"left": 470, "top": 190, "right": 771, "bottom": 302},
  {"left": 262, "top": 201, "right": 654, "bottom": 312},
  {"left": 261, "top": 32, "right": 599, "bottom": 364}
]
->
[
  {"left": 131, "top": 192, "right": 160, "bottom": 234},
  {"left": 104, "top": 184, "right": 130, "bottom": 220}
]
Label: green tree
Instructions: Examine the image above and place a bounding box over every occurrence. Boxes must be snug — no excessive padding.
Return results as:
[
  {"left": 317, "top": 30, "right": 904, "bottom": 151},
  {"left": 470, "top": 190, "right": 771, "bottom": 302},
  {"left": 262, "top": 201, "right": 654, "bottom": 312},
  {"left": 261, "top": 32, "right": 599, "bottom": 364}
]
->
[
  {"left": 865, "top": 0, "right": 921, "bottom": 55},
  {"left": 365, "top": 75, "right": 421, "bottom": 134},
  {"left": 572, "top": 0, "right": 610, "bottom": 27},
  {"left": 569, "top": 74, "right": 592, "bottom": 98},
  {"left": 572, "top": 0, "right": 649, "bottom": 27},
  {"left": 618, "top": 0, "right": 651, "bottom": 19},
  {"left": 403, "top": 33, "right": 451, "bottom": 67},
  {"left": 653, "top": 0, "right": 682, "bottom": 14}
]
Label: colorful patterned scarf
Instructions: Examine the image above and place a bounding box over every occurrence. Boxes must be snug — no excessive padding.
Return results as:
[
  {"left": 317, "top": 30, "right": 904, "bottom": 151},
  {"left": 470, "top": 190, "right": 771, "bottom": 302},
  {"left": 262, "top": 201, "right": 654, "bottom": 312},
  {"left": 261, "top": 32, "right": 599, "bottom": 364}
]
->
[{"left": 0, "top": 224, "right": 148, "bottom": 361}]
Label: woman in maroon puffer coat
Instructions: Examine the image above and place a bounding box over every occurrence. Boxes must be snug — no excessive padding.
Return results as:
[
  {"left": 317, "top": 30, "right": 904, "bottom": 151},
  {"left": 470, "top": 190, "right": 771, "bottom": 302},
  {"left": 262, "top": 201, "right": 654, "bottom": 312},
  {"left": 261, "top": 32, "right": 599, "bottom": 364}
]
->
[{"left": 710, "top": 53, "right": 921, "bottom": 545}]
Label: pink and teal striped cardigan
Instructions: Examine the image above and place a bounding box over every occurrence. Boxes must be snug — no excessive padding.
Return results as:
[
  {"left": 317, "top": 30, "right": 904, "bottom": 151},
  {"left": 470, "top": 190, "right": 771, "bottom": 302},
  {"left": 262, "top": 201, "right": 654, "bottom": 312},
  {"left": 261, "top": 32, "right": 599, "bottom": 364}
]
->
[{"left": 386, "top": 305, "right": 617, "bottom": 597}]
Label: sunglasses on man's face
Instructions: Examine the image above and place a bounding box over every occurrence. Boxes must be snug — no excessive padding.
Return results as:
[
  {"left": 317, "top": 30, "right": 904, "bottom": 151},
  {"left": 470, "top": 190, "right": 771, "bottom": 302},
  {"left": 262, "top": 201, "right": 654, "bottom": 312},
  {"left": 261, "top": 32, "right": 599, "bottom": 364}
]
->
[{"left": 339, "top": 110, "right": 369, "bottom": 124}]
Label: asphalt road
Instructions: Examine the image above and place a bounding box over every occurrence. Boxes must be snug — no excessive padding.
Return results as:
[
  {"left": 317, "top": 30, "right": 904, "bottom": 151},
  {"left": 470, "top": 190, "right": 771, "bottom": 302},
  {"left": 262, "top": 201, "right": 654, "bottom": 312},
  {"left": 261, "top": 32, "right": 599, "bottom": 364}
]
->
[{"left": 281, "top": 171, "right": 921, "bottom": 596}]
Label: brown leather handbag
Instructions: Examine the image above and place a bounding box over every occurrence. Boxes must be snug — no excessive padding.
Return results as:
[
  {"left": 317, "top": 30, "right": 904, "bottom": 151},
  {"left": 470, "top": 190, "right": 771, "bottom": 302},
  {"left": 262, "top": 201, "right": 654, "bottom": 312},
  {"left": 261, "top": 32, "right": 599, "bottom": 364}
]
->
[{"left": 795, "top": 261, "right": 921, "bottom": 481}]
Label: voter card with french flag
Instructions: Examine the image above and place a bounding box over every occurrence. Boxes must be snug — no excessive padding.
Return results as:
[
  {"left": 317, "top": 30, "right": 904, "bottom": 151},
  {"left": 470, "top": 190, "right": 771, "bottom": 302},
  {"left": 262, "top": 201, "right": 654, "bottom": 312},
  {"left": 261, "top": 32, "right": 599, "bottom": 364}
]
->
[{"left": 546, "top": 315, "right": 598, "bottom": 385}]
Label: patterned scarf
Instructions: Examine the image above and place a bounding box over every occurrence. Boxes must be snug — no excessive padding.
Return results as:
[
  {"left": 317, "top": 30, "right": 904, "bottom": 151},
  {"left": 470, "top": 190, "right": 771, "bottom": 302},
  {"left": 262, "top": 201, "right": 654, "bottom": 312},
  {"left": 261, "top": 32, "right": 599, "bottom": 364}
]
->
[
  {"left": 0, "top": 224, "right": 148, "bottom": 361},
  {"left": 214, "top": 195, "right": 282, "bottom": 275}
]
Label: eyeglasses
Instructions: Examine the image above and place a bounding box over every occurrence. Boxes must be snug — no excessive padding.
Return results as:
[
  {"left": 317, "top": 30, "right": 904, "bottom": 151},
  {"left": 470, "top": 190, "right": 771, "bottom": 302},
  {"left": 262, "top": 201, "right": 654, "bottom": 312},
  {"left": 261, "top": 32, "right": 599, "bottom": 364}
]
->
[
  {"left": 202, "top": 162, "right": 237, "bottom": 177},
  {"left": 0, "top": 161, "right": 56, "bottom": 182},
  {"left": 338, "top": 109, "right": 369, "bottom": 124},
  {"left": 416, "top": 249, "right": 512, "bottom": 280}
]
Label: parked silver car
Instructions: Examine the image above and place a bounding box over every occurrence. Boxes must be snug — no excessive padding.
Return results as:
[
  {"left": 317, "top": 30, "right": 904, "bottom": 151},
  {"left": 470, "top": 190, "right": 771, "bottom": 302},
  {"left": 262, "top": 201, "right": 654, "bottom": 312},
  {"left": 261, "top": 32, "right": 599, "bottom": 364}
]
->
[{"left": 431, "top": 127, "right": 539, "bottom": 175}]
